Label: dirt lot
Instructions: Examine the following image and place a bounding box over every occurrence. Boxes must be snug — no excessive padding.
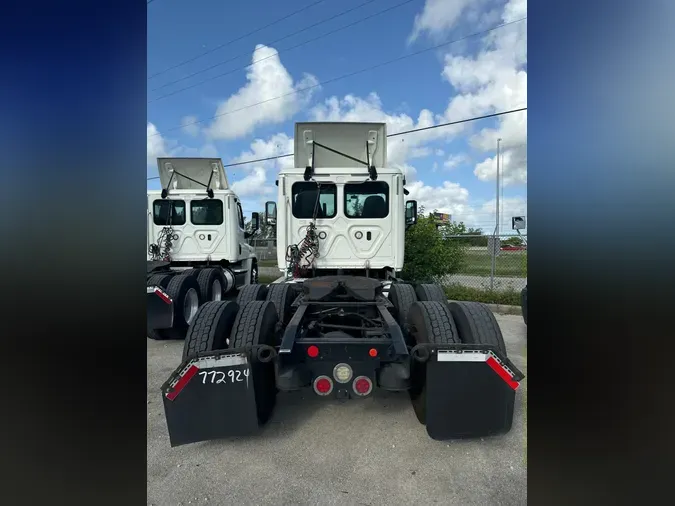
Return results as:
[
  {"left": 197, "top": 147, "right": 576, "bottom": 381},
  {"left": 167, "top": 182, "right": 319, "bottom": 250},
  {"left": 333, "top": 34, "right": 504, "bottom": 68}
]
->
[{"left": 147, "top": 314, "right": 527, "bottom": 506}]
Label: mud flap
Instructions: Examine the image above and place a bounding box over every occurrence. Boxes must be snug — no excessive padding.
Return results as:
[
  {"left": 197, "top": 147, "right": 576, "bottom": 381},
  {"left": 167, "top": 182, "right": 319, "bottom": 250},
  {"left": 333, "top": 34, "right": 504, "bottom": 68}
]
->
[
  {"left": 410, "top": 345, "right": 524, "bottom": 440},
  {"left": 161, "top": 347, "right": 275, "bottom": 447},
  {"left": 147, "top": 286, "right": 173, "bottom": 331}
]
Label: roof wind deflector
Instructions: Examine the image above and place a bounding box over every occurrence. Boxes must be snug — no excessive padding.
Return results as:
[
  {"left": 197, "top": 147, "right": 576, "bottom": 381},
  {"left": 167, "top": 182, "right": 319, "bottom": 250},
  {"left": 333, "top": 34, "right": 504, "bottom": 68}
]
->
[{"left": 160, "top": 161, "right": 213, "bottom": 198}]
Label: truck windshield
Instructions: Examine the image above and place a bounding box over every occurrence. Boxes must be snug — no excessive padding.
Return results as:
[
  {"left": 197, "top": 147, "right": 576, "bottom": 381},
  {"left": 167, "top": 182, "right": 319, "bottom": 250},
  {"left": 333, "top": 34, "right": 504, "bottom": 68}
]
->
[
  {"left": 292, "top": 182, "right": 337, "bottom": 219},
  {"left": 344, "top": 182, "right": 389, "bottom": 219},
  {"left": 153, "top": 200, "right": 186, "bottom": 226},
  {"left": 191, "top": 200, "right": 224, "bottom": 225}
]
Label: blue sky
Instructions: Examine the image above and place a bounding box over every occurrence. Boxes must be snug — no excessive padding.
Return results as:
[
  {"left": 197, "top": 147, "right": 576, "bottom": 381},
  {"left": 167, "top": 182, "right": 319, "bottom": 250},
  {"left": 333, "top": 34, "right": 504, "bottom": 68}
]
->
[{"left": 147, "top": 0, "right": 527, "bottom": 233}]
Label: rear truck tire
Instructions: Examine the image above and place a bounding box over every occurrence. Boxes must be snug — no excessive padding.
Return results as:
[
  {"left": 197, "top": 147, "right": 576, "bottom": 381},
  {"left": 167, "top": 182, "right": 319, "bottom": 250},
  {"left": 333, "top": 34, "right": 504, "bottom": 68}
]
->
[
  {"left": 229, "top": 301, "right": 279, "bottom": 424},
  {"left": 265, "top": 283, "right": 295, "bottom": 328},
  {"left": 415, "top": 283, "right": 448, "bottom": 304},
  {"left": 447, "top": 301, "right": 507, "bottom": 356},
  {"left": 521, "top": 285, "right": 528, "bottom": 325},
  {"left": 407, "top": 301, "right": 460, "bottom": 424},
  {"left": 181, "top": 268, "right": 199, "bottom": 278},
  {"left": 236, "top": 283, "right": 268, "bottom": 307},
  {"left": 147, "top": 273, "right": 172, "bottom": 289},
  {"left": 196, "top": 268, "right": 226, "bottom": 303},
  {"left": 182, "top": 301, "right": 239, "bottom": 362},
  {"left": 408, "top": 301, "right": 460, "bottom": 346},
  {"left": 166, "top": 274, "right": 202, "bottom": 332},
  {"left": 388, "top": 283, "right": 418, "bottom": 333}
]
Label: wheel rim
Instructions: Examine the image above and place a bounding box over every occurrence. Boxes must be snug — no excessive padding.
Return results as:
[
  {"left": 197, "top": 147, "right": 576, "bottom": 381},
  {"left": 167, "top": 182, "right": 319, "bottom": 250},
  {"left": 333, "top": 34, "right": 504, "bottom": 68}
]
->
[
  {"left": 183, "top": 288, "right": 199, "bottom": 324},
  {"left": 212, "top": 280, "right": 222, "bottom": 301},
  {"left": 251, "top": 265, "right": 258, "bottom": 284}
]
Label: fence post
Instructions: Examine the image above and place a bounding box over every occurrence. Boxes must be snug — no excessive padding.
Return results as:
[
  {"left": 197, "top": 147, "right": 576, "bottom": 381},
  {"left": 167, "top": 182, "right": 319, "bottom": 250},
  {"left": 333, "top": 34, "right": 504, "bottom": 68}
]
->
[{"left": 489, "top": 234, "right": 496, "bottom": 290}]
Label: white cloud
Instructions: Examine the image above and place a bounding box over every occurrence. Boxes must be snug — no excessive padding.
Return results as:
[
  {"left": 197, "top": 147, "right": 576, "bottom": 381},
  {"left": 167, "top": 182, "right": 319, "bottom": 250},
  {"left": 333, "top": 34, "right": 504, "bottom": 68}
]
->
[
  {"left": 205, "top": 44, "right": 319, "bottom": 140},
  {"left": 406, "top": 179, "right": 471, "bottom": 217},
  {"left": 231, "top": 132, "right": 295, "bottom": 170},
  {"left": 226, "top": 133, "right": 295, "bottom": 201},
  {"left": 439, "top": 0, "right": 527, "bottom": 186},
  {"left": 443, "top": 153, "right": 467, "bottom": 170},
  {"left": 310, "top": 92, "right": 450, "bottom": 172},
  {"left": 435, "top": 149, "right": 445, "bottom": 157},
  {"left": 410, "top": 147, "right": 432, "bottom": 159},
  {"left": 230, "top": 167, "right": 272, "bottom": 198},
  {"left": 181, "top": 116, "right": 200, "bottom": 137},
  {"left": 147, "top": 122, "right": 173, "bottom": 166},
  {"left": 146, "top": 122, "right": 219, "bottom": 171},
  {"left": 408, "top": 0, "right": 475, "bottom": 43},
  {"left": 463, "top": 196, "right": 527, "bottom": 232}
]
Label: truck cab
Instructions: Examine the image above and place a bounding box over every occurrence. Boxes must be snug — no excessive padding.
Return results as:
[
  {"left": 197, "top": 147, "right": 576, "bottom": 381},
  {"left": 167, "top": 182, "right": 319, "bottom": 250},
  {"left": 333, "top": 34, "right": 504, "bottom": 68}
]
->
[
  {"left": 146, "top": 158, "right": 260, "bottom": 340},
  {"left": 147, "top": 158, "right": 256, "bottom": 266},
  {"left": 267, "top": 122, "right": 417, "bottom": 279}
]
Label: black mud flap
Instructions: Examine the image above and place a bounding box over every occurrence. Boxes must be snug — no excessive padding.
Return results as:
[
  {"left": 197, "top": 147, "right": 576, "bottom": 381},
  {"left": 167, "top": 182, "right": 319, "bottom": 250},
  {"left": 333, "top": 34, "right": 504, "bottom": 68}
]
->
[
  {"left": 410, "top": 344, "right": 524, "bottom": 440},
  {"left": 161, "top": 346, "right": 276, "bottom": 447},
  {"left": 147, "top": 286, "right": 173, "bottom": 331}
]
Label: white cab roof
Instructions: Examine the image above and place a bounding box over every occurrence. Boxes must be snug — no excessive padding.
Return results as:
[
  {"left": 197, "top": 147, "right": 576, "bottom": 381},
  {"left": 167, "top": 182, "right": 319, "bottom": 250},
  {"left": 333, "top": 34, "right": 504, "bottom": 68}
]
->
[
  {"left": 156, "top": 158, "right": 229, "bottom": 190},
  {"left": 294, "top": 122, "right": 387, "bottom": 169}
]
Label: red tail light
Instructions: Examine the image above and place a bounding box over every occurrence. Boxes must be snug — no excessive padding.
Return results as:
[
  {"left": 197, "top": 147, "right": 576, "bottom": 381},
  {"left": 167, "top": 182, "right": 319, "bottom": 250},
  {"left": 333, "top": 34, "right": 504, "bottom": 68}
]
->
[
  {"left": 352, "top": 376, "right": 373, "bottom": 396},
  {"left": 307, "top": 345, "right": 319, "bottom": 358},
  {"left": 313, "top": 375, "right": 333, "bottom": 396}
]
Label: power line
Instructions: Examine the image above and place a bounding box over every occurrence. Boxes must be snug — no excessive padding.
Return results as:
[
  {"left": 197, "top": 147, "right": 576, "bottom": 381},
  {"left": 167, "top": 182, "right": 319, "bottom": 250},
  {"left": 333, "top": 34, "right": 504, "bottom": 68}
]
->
[
  {"left": 148, "top": 17, "right": 526, "bottom": 137},
  {"left": 147, "top": 0, "right": 329, "bottom": 79},
  {"left": 148, "top": 0, "right": 415, "bottom": 101},
  {"left": 146, "top": 106, "right": 526, "bottom": 180}
]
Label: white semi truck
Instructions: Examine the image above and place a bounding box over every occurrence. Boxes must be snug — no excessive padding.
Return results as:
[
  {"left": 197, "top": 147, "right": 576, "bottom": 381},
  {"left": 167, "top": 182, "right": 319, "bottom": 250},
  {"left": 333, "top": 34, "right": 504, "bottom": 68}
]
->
[
  {"left": 146, "top": 157, "right": 260, "bottom": 340},
  {"left": 158, "top": 123, "right": 524, "bottom": 446}
]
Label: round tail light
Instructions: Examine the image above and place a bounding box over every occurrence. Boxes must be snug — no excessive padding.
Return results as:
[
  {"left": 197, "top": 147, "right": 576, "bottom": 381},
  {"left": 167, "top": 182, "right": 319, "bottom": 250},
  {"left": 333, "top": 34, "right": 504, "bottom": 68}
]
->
[
  {"left": 313, "top": 375, "right": 334, "bottom": 396},
  {"left": 333, "top": 363, "right": 353, "bottom": 383},
  {"left": 352, "top": 376, "right": 373, "bottom": 396}
]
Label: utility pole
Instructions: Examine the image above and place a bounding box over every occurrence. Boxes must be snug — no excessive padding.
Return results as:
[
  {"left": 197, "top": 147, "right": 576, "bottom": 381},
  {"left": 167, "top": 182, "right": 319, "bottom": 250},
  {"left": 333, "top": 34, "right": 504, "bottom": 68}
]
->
[
  {"left": 496, "top": 138, "right": 501, "bottom": 235},
  {"left": 490, "top": 138, "right": 502, "bottom": 289}
]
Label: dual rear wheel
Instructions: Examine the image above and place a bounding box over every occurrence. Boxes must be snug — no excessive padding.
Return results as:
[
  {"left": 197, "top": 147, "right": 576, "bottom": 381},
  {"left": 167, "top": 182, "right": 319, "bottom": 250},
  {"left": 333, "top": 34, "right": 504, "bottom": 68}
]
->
[
  {"left": 181, "top": 296, "right": 280, "bottom": 425},
  {"left": 388, "top": 282, "right": 507, "bottom": 355}
]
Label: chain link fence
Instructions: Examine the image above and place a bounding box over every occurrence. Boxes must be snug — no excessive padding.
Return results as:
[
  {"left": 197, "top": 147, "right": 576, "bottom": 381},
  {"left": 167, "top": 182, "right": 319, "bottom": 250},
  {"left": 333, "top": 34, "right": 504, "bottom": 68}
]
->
[
  {"left": 249, "top": 235, "right": 527, "bottom": 293},
  {"left": 439, "top": 235, "right": 527, "bottom": 293},
  {"left": 249, "top": 238, "right": 278, "bottom": 262}
]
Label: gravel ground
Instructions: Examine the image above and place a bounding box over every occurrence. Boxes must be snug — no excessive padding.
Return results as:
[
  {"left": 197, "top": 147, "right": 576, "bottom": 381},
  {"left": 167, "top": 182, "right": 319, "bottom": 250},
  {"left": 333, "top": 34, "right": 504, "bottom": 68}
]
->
[{"left": 147, "top": 314, "right": 527, "bottom": 506}]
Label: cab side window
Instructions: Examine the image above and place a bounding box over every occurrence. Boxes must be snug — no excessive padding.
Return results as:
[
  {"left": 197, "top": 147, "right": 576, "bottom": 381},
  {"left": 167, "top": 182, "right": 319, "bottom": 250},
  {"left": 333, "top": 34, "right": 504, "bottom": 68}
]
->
[{"left": 236, "top": 202, "right": 245, "bottom": 229}]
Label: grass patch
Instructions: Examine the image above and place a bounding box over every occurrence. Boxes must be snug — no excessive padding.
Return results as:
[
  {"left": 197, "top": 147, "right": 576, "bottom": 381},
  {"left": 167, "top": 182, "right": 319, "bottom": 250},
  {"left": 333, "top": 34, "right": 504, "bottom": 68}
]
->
[
  {"left": 443, "top": 283, "right": 522, "bottom": 306},
  {"left": 258, "top": 259, "right": 278, "bottom": 267},
  {"left": 259, "top": 274, "right": 281, "bottom": 284},
  {"left": 457, "top": 250, "right": 527, "bottom": 277}
]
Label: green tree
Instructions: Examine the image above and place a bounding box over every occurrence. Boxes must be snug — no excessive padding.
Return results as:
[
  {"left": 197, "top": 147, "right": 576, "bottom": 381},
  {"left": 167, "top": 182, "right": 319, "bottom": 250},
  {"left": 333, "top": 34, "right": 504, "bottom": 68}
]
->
[{"left": 402, "top": 211, "right": 468, "bottom": 282}]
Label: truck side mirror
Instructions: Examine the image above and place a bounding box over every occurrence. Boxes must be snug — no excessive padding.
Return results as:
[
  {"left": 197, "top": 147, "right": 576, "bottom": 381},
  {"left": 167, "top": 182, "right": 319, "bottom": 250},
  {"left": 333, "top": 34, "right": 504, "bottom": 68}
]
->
[
  {"left": 245, "top": 212, "right": 260, "bottom": 240},
  {"left": 405, "top": 200, "right": 417, "bottom": 226},
  {"left": 265, "top": 201, "right": 277, "bottom": 226}
]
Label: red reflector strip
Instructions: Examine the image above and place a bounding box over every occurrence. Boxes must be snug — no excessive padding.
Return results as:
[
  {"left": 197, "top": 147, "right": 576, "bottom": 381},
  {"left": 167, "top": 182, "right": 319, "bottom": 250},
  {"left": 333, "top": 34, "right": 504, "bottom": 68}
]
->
[
  {"left": 486, "top": 356, "right": 519, "bottom": 391},
  {"left": 165, "top": 365, "right": 199, "bottom": 400},
  {"left": 154, "top": 287, "right": 172, "bottom": 305}
]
